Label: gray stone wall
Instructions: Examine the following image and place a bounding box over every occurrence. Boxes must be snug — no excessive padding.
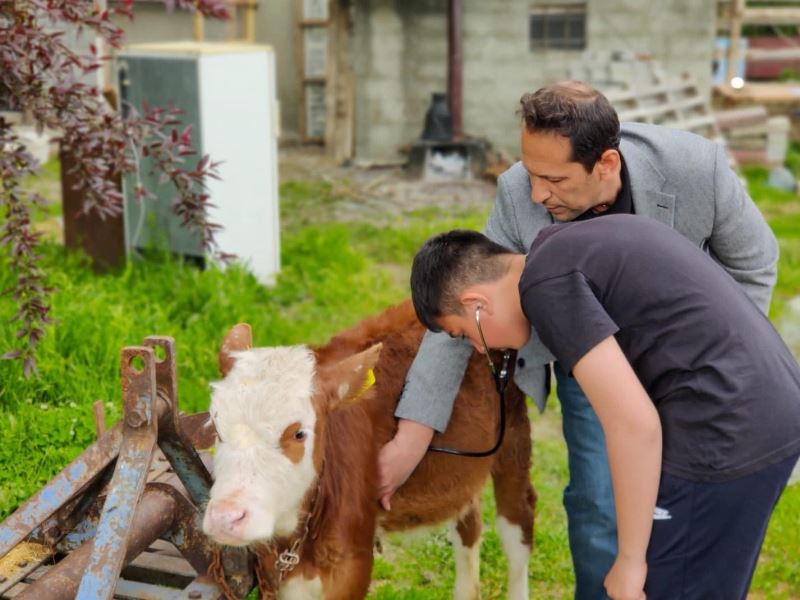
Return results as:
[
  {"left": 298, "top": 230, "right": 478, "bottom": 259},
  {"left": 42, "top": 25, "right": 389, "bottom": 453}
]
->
[{"left": 353, "top": 0, "right": 717, "bottom": 162}]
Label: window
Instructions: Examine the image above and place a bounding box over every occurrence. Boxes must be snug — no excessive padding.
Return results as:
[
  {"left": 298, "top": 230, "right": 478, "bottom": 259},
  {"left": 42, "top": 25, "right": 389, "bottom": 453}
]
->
[{"left": 529, "top": 4, "right": 586, "bottom": 51}]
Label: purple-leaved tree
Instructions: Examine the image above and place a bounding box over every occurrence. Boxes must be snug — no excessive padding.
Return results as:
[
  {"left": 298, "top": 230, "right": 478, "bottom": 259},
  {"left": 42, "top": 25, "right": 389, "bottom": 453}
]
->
[{"left": 0, "top": 0, "right": 230, "bottom": 376}]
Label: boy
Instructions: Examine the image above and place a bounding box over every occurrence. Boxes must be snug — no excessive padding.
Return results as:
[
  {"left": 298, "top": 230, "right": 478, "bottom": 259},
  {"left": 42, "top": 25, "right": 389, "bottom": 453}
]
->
[
  {"left": 383, "top": 82, "right": 777, "bottom": 599},
  {"left": 410, "top": 215, "right": 800, "bottom": 600}
]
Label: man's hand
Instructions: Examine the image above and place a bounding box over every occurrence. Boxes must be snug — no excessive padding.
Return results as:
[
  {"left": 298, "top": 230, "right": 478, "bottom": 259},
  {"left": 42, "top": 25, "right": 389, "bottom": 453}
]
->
[
  {"left": 377, "top": 419, "right": 434, "bottom": 510},
  {"left": 604, "top": 555, "right": 647, "bottom": 600}
]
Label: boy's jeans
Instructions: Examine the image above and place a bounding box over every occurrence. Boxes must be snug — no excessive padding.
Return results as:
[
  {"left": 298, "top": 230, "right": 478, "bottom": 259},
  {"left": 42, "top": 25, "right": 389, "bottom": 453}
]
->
[{"left": 554, "top": 363, "right": 616, "bottom": 600}]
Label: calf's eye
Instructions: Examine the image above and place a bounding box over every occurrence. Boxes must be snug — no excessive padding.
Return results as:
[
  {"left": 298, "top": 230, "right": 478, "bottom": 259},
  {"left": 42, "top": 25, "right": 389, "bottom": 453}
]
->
[{"left": 280, "top": 422, "right": 308, "bottom": 463}]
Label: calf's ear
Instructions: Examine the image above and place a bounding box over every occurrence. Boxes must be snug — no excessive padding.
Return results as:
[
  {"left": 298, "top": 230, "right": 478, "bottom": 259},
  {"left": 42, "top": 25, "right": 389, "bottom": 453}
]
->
[
  {"left": 325, "top": 343, "right": 383, "bottom": 410},
  {"left": 219, "top": 323, "right": 253, "bottom": 377}
]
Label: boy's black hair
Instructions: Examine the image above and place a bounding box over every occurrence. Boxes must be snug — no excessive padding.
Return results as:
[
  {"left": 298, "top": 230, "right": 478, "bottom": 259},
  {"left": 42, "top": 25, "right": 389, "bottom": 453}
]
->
[
  {"left": 518, "top": 80, "right": 621, "bottom": 173},
  {"left": 411, "top": 229, "right": 513, "bottom": 332}
]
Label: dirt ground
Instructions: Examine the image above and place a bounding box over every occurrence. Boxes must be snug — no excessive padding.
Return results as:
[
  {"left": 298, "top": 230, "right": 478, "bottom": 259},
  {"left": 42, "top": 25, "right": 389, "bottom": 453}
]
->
[{"left": 278, "top": 144, "right": 499, "bottom": 222}]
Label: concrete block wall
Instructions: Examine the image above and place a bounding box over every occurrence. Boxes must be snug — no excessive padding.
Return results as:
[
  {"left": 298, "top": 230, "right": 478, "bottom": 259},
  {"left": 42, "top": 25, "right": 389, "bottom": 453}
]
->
[
  {"left": 353, "top": 0, "right": 718, "bottom": 162},
  {"left": 110, "top": 1, "right": 719, "bottom": 161}
]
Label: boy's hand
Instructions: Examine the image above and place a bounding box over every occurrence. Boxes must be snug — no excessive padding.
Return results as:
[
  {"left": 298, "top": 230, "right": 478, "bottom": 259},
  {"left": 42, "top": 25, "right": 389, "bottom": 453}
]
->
[
  {"left": 377, "top": 419, "right": 434, "bottom": 510},
  {"left": 603, "top": 555, "right": 647, "bottom": 600}
]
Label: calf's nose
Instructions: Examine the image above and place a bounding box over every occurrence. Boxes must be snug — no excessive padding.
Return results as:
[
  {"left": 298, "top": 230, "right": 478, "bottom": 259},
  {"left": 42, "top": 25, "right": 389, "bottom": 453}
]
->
[{"left": 205, "top": 499, "right": 248, "bottom": 537}]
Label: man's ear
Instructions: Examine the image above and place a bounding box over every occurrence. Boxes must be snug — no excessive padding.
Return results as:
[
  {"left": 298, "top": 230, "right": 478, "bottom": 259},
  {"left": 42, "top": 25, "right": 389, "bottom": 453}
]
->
[
  {"left": 219, "top": 323, "right": 252, "bottom": 377},
  {"left": 323, "top": 343, "right": 383, "bottom": 411},
  {"left": 596, "top": 149, "right": 621, "bottom": 180}
]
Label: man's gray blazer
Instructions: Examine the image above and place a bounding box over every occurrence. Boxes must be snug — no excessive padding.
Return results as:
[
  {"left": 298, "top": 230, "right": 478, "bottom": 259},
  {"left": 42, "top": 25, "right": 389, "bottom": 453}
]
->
[{"left": 396, "top": 122, "right": 779, "bottom": 431}]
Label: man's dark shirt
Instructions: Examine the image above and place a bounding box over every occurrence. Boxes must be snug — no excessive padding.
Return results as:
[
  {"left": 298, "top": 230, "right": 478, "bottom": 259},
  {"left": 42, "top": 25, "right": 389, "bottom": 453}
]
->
[
  {"left": 519, "top": 214, "right": 800, "bottom": 482},
  {"left": 574, "top": 156, "right": 633, "bottom": 221}
]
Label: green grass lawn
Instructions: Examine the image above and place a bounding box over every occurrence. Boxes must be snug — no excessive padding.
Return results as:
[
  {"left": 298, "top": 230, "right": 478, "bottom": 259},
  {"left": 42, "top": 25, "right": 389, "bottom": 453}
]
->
[{"left": 1, "top": 157, "right": 799, "bottom": 598}]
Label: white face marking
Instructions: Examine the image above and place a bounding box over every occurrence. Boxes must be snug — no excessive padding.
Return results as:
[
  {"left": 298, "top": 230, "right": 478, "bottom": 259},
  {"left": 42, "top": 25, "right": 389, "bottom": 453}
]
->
[
  {"left": 496, "top": 516, "right": 530, "bottom": 600},
  {"left": 202, "top": 346, "right": 320, "bottom": 546}
]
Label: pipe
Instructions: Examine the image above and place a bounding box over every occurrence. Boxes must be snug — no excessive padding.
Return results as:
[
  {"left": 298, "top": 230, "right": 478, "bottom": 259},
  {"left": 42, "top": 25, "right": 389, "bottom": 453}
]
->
[{"left": 447, "top": 0, "right": 463, "bottom": 139}]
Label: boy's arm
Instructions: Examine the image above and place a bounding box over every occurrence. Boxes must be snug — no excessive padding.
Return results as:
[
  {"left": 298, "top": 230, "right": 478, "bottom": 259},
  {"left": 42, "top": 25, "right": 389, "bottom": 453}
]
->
[
  {"left": 572, "top": 335, "right": 661, "bottom": 600},
  {"left": 380, "top": 169, "right": 530, "bottom": 508},
  {"left": 377, "top": 418, "right": 434, "bottom": 510},
  {"left": 379, "top": 331, "right": 474, "bottom": 509}
]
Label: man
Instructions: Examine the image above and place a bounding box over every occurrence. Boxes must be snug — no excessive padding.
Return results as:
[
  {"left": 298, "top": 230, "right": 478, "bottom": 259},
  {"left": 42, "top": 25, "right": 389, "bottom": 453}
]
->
[
  {"left": 378, "top": 81, "right": 778, "bottom": 598},
  {"left": 408, "top": 221, "right": 800, "bottom": 600}
]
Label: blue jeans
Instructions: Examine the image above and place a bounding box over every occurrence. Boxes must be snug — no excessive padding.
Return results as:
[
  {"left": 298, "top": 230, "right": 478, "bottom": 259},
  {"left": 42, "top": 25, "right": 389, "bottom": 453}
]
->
[{"left": 555, "top": 363, "right": 616, "bottom": 600}]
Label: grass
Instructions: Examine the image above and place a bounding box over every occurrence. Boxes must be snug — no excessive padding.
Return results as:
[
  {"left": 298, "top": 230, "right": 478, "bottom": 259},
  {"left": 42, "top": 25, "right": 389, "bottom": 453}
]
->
[{"left": 1, "top": 156, "right": 799, "bottom": 598}]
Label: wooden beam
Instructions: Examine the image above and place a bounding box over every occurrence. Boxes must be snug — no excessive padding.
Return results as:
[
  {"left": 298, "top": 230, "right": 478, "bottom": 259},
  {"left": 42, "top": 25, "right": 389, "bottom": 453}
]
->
[
  {"left": 324, "top": 0, "right": 354, "bottom": 161},
  {"left": 747, "top": 47, "right": 800, "bottom": 61},
  {"left": 193, "top": 11, "right": 204, "bottom": 41},
  {"left": 295, "top": 0, "right": 307, "bottom": 140},
  {"left": 726, "top": 0, "right": 745, "bottom": 84},
  {"left": 743, "top": 8, "right": 800, "bottom": 25}
]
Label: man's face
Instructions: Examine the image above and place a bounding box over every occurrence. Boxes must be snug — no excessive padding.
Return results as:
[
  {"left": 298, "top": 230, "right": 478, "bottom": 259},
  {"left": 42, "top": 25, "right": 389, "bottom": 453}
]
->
[
  {"left": 521, "top": 128, "right": 604, "bottom": 222},
  {"left": 437, "top": 306, "right": 530, "bottom": 353}
]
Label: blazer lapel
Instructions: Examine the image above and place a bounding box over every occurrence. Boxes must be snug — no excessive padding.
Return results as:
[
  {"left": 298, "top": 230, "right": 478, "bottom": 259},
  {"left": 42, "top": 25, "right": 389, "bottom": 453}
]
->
[{"left": 621, "top": 138, "right": 676, "bottom": 228}]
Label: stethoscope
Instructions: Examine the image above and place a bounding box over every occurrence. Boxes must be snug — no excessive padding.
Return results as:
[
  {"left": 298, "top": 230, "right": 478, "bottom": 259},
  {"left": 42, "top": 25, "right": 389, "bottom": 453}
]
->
[{"left": 428, "top": 306, "right": 513, "bottom": 458}]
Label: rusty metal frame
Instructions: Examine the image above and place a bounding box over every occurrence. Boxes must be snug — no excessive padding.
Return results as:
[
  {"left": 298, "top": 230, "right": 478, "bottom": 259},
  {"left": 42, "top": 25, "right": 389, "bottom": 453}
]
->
[{"left": 0, "top": 336, "right": 254, "bottom": 599}]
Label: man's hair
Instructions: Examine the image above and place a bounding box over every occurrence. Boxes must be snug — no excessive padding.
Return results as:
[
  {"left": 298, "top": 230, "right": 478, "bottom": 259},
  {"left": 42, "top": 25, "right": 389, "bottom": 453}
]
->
[
  {"left": 518, "top": 80, "right": 620, "bottom": 172},
  {"left": 411, "top": 230, "right": 513, "bottom": 332}
]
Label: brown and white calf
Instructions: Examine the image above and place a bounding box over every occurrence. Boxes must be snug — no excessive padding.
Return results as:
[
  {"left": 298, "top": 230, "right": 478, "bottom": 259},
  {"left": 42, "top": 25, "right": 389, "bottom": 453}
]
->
[{"left": 202, "top": 300, "right": 536, "bottom": 599}]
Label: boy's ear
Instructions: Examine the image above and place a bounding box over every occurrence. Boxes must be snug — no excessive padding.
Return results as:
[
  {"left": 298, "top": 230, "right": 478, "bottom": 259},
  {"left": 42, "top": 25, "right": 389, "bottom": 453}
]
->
[{"left": 460, "top": 291, "right": 491, "bottom": 315}]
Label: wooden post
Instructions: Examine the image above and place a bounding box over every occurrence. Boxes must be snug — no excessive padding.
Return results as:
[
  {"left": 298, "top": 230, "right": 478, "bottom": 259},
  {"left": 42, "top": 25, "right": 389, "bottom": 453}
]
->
[
  {"left": 295, "top": 0, "right": 307, "bottom": 140},
  {"left": 193, "top": 11, "right": 205, "bottom": 41},
  {"left": 244, "top": 2, "right": 257, "bottom": 42},
  {"left": 325, "top": 0, "right": 355, "bottom": 161},
  {"left": 726, "top": 0, "right": 746, "bottom": 85}
]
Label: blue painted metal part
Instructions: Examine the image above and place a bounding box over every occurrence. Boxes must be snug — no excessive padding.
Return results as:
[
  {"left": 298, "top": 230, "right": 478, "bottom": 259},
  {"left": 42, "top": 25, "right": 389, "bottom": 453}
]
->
[
  {"left": 17, "top": 485, "right": 177, "bottom": 600},
  {"left": 76, "top": 346, "right": 159, "bottom": 600},
  {"left": 0, "top": 335, "right": 254, "bottom": 599},
  {"left": 144, "top": 337, "right": 214, "bottom": 508},
  {"left": 0, "top": 425, "right": 121, "bottom": 558},
  {"left": 55, "top": 510, "right": 100, "bottom": 552}
]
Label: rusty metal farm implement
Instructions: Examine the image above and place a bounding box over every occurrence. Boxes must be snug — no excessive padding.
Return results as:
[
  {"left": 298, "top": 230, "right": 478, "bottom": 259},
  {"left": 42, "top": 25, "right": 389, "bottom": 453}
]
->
[{"left": 0, "top": 337, "right": 253, "bottom": 599}]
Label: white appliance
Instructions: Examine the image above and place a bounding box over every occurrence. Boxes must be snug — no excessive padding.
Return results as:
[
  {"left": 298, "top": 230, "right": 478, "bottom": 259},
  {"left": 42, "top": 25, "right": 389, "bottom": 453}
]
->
[{"left": 117, "top": 41, "right": 280, "bottom": 284}]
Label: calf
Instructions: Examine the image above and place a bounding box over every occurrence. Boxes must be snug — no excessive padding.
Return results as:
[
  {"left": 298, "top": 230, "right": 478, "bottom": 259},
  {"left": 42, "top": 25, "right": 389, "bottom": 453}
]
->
[{"left": 203, "top": 300, "right": 536, "bottom": 599}]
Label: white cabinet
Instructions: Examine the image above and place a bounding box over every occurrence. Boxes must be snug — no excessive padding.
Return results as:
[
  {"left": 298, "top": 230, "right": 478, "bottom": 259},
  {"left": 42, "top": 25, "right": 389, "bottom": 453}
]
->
[{"left": 117, "top": 42, "right": 280, "bottom": 284}]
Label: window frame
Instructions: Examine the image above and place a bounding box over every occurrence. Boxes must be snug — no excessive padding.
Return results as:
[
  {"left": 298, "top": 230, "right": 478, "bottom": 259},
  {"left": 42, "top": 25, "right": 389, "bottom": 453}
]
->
[{"left": 529, "top": 4, "right": 587, "bottom": 52}]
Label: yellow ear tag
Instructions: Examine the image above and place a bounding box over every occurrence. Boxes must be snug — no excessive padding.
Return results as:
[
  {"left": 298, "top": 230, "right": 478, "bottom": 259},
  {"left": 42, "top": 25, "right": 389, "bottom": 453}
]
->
[{"left": 353, "top": 368, "right": 376, "bottom": 401}]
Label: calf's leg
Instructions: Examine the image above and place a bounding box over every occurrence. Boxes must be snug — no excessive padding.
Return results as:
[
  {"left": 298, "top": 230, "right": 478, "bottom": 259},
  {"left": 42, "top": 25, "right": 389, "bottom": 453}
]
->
[
  {"left": 491, "top": 400, "right": 536, "bottom": 600},
  {"left": 451, "top": 498, "right": 482, "bottom": 600},
  {"left": 319, "top": 555, "right": 374, "bottom": 600}
]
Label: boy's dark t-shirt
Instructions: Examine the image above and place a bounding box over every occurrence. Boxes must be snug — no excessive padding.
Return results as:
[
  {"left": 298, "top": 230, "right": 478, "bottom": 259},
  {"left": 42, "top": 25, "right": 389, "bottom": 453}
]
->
[{"left": 519, "top": 214, "right": 800, "bottom": 482}]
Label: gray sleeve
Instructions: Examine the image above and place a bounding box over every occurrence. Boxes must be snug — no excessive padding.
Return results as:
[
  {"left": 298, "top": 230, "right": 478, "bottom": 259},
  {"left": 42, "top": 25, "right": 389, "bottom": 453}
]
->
[
  {"left": 394, "top": 330, "right": 474, "bottom": 432},
  {"left": 395, "top": 172, "right": 527, "bottom": 431},
  {"left": 708, "top": 143, "right": 779, "bottom": 314}
]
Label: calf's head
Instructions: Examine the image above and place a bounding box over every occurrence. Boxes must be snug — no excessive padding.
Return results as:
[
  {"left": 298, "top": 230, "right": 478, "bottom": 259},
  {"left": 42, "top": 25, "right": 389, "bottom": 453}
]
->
[{"left": 202, "top": 323, "right": 380, "bottom": 547}]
